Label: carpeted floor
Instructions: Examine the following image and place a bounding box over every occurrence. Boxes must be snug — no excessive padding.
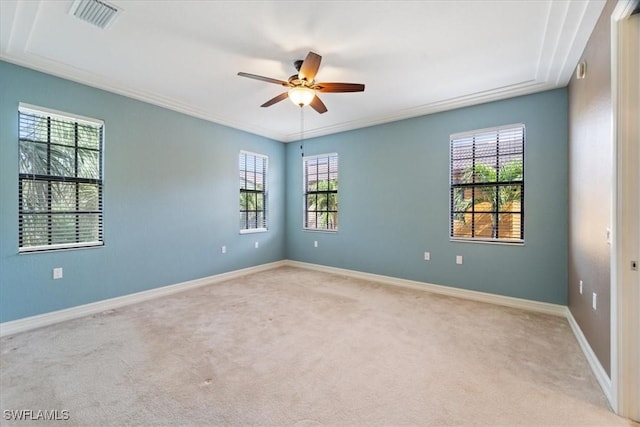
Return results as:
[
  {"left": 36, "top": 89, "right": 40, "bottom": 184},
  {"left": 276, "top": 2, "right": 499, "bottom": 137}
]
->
[{"left": 0, "top": 266, "right": 635, "bottom": 426}]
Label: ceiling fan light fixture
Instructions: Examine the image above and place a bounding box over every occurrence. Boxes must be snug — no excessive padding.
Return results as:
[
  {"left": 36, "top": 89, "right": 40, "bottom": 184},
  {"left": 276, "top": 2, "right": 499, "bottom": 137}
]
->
[{"left": 288, "top": 86, "right": 316, "bottom": 107}]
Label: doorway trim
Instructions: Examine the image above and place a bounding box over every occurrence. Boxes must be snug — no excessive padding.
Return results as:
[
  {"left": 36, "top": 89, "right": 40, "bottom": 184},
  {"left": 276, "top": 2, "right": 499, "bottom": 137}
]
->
[{"left": 610, "top": 0, "right": 639, "bottom": 420}]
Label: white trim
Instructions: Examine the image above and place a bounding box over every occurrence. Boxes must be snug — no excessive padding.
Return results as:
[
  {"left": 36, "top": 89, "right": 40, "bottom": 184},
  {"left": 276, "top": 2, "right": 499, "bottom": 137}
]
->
[
  {"left": 302, "top": 229, "right": 338, "bottom": 234},
  {"left": 239, "top": 228, "right": 268, "bottom": 235},
  {"left": 2, "top": 254, "right": 626, "bottom": 408},
  {"left": 2, "top": 255, "right": 623, "bottom": 409},
  {"left": 239, "top": 149, "right": 268, "bottom": 159},
  {"left": 0, "top": 259, "right": 567, "bottom": 339},
  {"left": 287, "top": 260, "right": 620, "bottom": 400},
  {"left": 19, "top": 241, "right": 103, "bottom": 254},
  {"left": 449, "top": 123, "right": 525, "bottom": 140},
  {"left": 0, "top": 260, "right": 287, "bottom": 338},
  {"left": 302, "top": 152, "right": 339, "bottom": 161},
  {"left": 1, "top": 0, "right": 605, "bottom": 143},
  {"left": 566, "top": 309, "right": 612, "bottom": 402},
  {"left": 284, "top": 260, "right": 566, "bottom": 317},
  {"left": 611, "top": 0, "right": 640, "bottom": 420},
  {"left": 450, "top": 237, "right": 524, "bottom": 246},
  {"left": 18, "top": 102, "right": 104, "bottom": 126}
]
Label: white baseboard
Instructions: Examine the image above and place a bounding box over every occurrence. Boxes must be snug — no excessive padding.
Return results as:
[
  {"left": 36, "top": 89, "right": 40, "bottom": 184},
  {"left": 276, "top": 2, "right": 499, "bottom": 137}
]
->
[
  {"left": 566, "top": 309, "right": 613, "bottom": 404},
  {"left": 287, "top": 261, "right": 617, "bottom": 402},
  {"left": 285, "top": 260, "right": 567, "bottom": 317},
  {"left": 2, "top": 257, "right": 608, "bottom": 407},
  {"left": 0, "top": 260, "right": 287, "bottom": 338}
]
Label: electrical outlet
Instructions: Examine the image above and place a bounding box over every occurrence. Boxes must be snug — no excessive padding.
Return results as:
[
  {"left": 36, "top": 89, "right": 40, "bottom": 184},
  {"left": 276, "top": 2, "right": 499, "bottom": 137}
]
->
[
  {"left": 53, "top": 267, "right": 63, "bottom": 280},
  {"left": 579, "top": 280, "right": 583, "bottom": 294},
  {"left": 456, "top": 255, "right": 463, "bottom": 265},
  {"left": 314, "top": 241, "right": 318, "bottom": 248},
  {"left": 254, "top": 241, "right": 259, "bottom": 249},
  {"left": 221, "top": 245, "right": 226, "bottom": 254},
  {"left": 424, "top": 251, "right": 430, "bottom": 261},
  {"left": 592, "top": 293, "right": 597, "bottom": 310}
]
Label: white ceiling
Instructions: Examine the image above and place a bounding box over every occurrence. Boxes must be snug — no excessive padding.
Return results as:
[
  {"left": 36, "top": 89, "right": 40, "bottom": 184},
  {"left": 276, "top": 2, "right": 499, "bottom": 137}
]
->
[{"left": 1, "top": 0, "right": 605, "bottom": 142}]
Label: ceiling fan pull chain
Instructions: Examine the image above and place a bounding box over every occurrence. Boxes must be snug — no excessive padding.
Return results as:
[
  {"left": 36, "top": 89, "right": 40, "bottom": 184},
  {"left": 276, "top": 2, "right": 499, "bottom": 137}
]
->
[{"left": 300, "top": 106, "right": 304, "bottom": 157}]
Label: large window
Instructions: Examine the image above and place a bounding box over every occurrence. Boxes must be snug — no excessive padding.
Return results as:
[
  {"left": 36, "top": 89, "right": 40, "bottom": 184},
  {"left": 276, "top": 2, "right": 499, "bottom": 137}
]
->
[
  {"left": 239, "top": 151, "right": 267, "bottom": 232},
  {"left": 450, "top": 124, "right": 524, "bottom": 242},
  {"left": 18, "top": 103, "right": 104, "bottom": 252},
  {"left": 304, "top": 153, "right": 338, "bottom": 231}
]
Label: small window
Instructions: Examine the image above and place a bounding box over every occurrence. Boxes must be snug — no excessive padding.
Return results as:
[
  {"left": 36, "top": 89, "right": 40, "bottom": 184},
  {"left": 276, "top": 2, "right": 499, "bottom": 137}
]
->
[
  {"left": 239, "top": 151, "right": 267, "bottom": 233},
  {"left": 450, "top": 124, "right": 524, "bottom": 243},
  {"left": 304, "top": 153, "right": 338, "bottom": 231},
  {"left": 18, "top": 103, "right": 104, "bottom": 252}
]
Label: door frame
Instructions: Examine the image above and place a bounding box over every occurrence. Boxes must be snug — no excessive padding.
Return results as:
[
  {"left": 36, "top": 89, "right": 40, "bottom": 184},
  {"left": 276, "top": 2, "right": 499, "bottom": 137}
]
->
[{"left": 610, "top": 0, "right": 639, "bottom": 420}]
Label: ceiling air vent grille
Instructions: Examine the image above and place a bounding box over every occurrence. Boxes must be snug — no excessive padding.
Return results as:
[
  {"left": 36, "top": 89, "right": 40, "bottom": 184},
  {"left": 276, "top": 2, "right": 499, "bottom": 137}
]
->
[{"left": 69, "top": 0, "right": 120, "bottom": 29}]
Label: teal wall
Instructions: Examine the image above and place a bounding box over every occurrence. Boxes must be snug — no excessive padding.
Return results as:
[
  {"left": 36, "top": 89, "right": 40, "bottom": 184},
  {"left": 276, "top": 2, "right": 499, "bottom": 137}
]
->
[
  {"left": 0, "top": 61, "right": 286, "bottom": 322},
  {"left": 0, "top": 61, "right": 568, "bottom": 323},
  {"left": 286, "top": 89, "right": 568, "bottom": 304}
]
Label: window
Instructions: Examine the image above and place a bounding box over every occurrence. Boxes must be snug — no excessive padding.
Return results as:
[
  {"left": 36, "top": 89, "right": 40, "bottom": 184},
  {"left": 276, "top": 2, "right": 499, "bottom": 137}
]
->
[
  {"left": 239, "top": 151, "right": 267, "bottom": 232},
  {"left": 304, "top": 153, "right": 338, "bottom": 231},
  {"left": 18, "top": 103, "right": 104, "bottom": 252},
  {"left": 450, "top": 124, "right": 524, "bottom": 242}
]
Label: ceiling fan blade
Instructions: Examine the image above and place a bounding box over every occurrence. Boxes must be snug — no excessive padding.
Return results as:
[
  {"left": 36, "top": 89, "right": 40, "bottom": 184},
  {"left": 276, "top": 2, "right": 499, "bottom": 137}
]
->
[
  {"left": 261, "top": 92, "right": 289, "bottom": 108},
  {"left": 238, "top": 72, "right": 289, "bottom": 86},
  {"left": 298, "top": 51, "right": 322, "bottom": 82},
  {"left": 315, "top": 82, "right": 365, "bottom": 93},
  {"left": 310, "top": 95, "right": 328, "bottom": 114}
]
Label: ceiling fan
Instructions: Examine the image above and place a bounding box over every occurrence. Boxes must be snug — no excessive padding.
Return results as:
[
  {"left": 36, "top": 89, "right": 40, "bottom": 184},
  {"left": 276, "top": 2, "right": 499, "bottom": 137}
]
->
[{"left": 237, "top": 51, "right": 365, "bottom": 114}]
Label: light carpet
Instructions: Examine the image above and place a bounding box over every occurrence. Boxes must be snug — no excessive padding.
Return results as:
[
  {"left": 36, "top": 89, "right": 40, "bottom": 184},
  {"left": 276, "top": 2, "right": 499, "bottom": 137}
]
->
[{"left": 0, "top": 266, "right": 635, "bottom": 426}]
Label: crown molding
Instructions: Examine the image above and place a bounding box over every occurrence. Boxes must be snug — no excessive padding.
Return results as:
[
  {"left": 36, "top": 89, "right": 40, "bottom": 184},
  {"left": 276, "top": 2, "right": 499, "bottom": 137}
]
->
[{"left": 1, "top": 0, "right": 606, "bottom": 143}]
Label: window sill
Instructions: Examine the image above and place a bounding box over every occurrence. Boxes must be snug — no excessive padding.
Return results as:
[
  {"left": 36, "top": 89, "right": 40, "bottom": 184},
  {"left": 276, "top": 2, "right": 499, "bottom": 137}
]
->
[
  {"left": 240, "top": 228, "right": 268, "bottom": 235},
  {"left": 450, "top": 237, "right": 524, "bottom": 246},
  {"left": 19, "top": 242, "right": 104, "bottom": 254},
  {"left": 303, "top": 228, "right": 338, "bottom": 233}
]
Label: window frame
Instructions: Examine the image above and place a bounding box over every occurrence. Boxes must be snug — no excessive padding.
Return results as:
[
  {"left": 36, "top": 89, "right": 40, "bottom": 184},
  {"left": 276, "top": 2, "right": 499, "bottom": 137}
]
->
[
  {"left": 239, "top": 150, "right": 268, "bottom": 234},
  {"left": 18, "top": 103, "right": 105, "bottom": 253},
  {"left": 303, "top": 153, "right": 339, "bottom": 232},
  {"left": 449, "top": 124, "right": 525, "bottom": 244}
]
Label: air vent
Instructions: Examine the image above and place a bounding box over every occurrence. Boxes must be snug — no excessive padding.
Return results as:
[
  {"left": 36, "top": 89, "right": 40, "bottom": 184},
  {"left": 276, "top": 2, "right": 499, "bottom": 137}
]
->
[{"left": 69, "top": 0, "right": 120, "bottom": 29}]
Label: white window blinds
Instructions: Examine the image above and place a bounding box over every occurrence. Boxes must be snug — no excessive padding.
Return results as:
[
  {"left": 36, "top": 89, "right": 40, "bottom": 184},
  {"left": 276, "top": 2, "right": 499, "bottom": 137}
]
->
[
  {"left": 450, "top": 124, "right": 524, "bottom": 242},
  {"left": 18, "top": 104, "right": 104, "bottom": 252},
  {"left": 304, "top": 153, "right": 338, "bottom": 231},
  {"left": 239, "top": 151, "right": 268, "bottom": 232}
]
